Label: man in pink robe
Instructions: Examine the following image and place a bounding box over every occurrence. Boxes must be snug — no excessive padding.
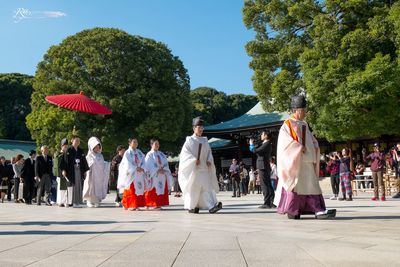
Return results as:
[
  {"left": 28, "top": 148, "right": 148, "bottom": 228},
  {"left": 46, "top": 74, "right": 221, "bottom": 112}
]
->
[{"left": 274, "top": 95, "right": 336, "bottom": 220}]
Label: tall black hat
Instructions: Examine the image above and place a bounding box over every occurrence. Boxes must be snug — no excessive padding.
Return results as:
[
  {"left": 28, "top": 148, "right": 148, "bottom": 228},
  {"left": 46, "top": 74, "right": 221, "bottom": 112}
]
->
[
  {"left": 291, "top": 95, "right": 307, "bottom": 109},
  {"left": 192, "top": 116, "right": 204, "bottom": 127},
  {"left": 60, "top": 138, "right": 68, "bottom": 146}
]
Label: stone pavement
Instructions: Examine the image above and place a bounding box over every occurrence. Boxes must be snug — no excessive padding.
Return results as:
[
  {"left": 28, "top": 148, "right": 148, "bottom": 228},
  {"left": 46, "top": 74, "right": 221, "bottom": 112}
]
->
[{"left": 0, "top": 183, "right": 400, "bottom": 267}]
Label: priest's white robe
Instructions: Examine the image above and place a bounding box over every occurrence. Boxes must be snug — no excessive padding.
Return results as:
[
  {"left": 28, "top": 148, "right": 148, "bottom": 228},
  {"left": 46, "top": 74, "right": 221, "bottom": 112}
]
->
[
  {"left": 273, "top": 116, "right": 322, "bottom": 206},
  {"left": 178, "top": 134, "right": 219, "bottom": 210}
]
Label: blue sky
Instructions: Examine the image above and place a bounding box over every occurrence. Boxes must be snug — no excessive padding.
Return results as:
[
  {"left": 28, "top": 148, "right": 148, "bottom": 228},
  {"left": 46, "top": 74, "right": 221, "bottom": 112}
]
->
[{"left": 0, "top": 0, "right": 256, "bottom": 95}]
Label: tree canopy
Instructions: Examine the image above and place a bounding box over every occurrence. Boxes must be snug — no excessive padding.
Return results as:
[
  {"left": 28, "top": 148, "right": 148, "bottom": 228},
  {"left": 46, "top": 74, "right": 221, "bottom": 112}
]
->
[
  {"left": 243, "top": 0, "right": 400, "bottom": 141},
  {"left": 0, "top": 73, "right": 33, "bottom": 140},
  {"left": 191, "top": 87, "right": 258, "bottom": 125},
  {"left": 26, "top": 28, "right": 192, "bottom": 154}
]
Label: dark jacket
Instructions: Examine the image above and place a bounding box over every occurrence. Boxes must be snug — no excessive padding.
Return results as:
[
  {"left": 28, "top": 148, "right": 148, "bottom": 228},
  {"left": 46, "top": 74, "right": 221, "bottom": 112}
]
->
[
  {"left": 35, "top": 155, "right": 53, "bottom": 178},
  {"left": 0, "top": 163, "right": 13, "bottom": 181},
  {"left": 53, "top": 151, "right": 69, "bottom": 190},
  {"left": 111, "top": 154, "right": 122, "bottom": 180},
  {"left": 21, "top": 158, "right": 36, "bottom": 183},
  {"left": 60, "top": 146, "right": 89, "bottom": 185},
  {"left": 252, "top": 140, "right": 272, "bottom": 170}
]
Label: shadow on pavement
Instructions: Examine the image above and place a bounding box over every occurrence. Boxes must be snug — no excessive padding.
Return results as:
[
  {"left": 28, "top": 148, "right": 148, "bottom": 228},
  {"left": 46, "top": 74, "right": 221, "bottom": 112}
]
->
[
  {"left": 0, "top": 220, "right": 157, "bottom": 226},
  {"left": 0, "top": 230, "right": 146, "bottom": 235}
]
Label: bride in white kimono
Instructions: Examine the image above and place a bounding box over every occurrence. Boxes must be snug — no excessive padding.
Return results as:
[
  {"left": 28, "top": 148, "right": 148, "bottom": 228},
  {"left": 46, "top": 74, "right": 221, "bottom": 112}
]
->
[
  {"left": 178, "top": 117, "right": 222, "bottom": 214},
  {"left": 83, "top": 137, "right": 110, "bottom": 208}
]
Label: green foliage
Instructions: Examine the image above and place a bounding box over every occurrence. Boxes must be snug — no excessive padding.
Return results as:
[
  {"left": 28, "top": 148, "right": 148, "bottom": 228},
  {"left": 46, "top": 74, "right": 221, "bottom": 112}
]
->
[
  {"left": 26, "top": 28, "right": 191, "bottom": 155},
  {"left": 243, "top": 0, "right": 400, "bottom": 141},
  {"left": 0, "top": 73, "right": 33, "bottom": 140},
  {"left": 191, "top": 87, "right": 258, "bottom": 125}
]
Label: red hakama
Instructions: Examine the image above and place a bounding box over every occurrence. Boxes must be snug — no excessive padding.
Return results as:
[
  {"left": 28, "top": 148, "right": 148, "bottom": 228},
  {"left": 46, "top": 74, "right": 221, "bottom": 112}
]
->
[
  {"left": 122, "top": 182, "right": 145, "bottom": 209},
  {"left": 144, "top": 182, "right": 169, "bottom": 207}
]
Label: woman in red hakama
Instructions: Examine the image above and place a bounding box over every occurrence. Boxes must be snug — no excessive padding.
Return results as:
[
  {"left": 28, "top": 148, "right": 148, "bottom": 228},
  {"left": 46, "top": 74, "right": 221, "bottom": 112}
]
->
[
  {"left": 144, "top": 138, "right": 173, "bottom": 209},
  {"left": 117, "top": 138, "right": 146, "bottom": 211}
]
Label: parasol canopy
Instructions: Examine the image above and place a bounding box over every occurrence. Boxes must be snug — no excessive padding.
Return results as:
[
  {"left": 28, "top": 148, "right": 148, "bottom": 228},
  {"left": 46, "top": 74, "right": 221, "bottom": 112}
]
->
[{"left": 45, "top": 91, "right": 112, "bottom": 115}]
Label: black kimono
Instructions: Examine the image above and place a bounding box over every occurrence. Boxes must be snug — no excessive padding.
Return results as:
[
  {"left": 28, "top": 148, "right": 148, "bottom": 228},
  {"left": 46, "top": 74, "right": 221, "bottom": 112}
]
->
[{"left": 60, "top": 146, "right": 89, "bottom": 186}]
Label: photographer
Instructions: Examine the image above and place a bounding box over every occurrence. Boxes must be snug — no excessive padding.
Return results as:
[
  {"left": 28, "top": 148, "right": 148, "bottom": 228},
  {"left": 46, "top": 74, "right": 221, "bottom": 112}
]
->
[
  {"left": 363, "top": 143, "right": 386, "bottom": 201},
  {"left": 326, "top": 152, "right": 340, "bottom": 200},
  {"left": 249, "top": 130, "right": 274, "bottom": 208}
]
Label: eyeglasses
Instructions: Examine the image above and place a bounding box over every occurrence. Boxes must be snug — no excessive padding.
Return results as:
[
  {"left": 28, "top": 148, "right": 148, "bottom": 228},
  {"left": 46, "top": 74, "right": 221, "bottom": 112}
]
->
[{"left": 195, "top": 126, "right": 204, "bottom": 129}]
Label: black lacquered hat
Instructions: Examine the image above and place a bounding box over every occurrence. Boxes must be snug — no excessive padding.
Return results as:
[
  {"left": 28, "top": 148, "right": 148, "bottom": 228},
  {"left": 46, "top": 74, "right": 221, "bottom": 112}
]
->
[
  {"left": 291, "top": 95, "right": 307, "bottom": 109},
  {"left": 192, "top": 116, "right": 204, "bottom": 127}
]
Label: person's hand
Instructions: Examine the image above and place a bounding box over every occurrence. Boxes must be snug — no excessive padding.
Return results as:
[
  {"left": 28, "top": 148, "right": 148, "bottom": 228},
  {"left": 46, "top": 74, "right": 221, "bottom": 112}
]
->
[
  {"left": 137, "top": 167, "right": 144, "bottom": 173},
  {"left": 206, "top": 161, "right": 212, "bottom": 168},
  {"left": 157, "top": 168, "right": 165, "bottom": 175},
  {"left": 35, "top": 176, "right": 40, "bottom": 182},
  {"left": 62, "top": 171, "right": 67, "bottom": 177},
  {"left": 302, "top": 146, "right": 307, "bottom": 154},
  {"left": 196, "top": 159, "right": 200, "bottom": 166},
  {"left": 249, "top": 138, "right": 254, "bottom": 145}
]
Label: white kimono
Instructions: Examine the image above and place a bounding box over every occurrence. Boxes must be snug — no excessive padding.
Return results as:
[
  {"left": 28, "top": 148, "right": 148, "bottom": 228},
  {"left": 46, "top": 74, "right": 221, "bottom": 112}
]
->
[
  {"left": 117, "top": 147, "right": 147, "bottom": 195},
  {"left": 145, "top": 150, "right": 173, "bottom": 195},
  {"left": 178, "top": 134, "right": 219, "bottom": 210},
  {"left": 83, "top": 137, "right": 111, "bottom": 204}
]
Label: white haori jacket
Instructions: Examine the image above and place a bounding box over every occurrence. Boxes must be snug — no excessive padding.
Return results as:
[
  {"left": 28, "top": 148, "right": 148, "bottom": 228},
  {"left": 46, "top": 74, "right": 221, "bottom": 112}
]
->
[
  {"left": 178, "top": 134, "right": 219, "bottom": 199},
  {"left": 117, "top": 147, "right": 147, "bottom": 195},
  {"left": 145, "top": 150, "right": 173, "bottom": 195},
  {"left": 83, "top": 137, "right": 111, "bottom": 203},
  {"left": 273, "top": 117, "right": 322, "bottom": 206}
]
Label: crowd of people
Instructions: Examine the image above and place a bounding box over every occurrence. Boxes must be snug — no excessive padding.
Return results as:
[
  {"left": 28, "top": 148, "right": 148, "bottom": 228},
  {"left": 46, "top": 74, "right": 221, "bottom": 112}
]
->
[
  {"left": 325, "top": 142, "right": 400, "bottom": 201},
  {"left": 0, "top": 116, "right": 223, "bottom": 214},
  {"left": 1, "top": 96, "right": 399, "bottom": 219},
  {"left": 0, "top": 135, "right": 177, "bottom": 210}
]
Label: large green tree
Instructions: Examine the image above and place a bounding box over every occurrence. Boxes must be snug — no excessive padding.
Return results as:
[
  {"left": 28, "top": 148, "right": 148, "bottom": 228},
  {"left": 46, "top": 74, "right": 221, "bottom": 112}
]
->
[
  {"left": 243, "top": 0, "right": 400, "bottom": 141},
  {"left": 26, "top": 28, "right": 191, "bottom": 154},
  {"left": 0, "top": 73, "right": 33, "bottom": 140},
  {"left": 191, "top": 87, "right": 258, "bottom": 125}
]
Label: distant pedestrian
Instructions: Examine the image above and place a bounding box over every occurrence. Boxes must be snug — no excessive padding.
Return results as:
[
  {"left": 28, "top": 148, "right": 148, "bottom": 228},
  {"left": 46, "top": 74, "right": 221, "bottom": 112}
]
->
[{"left": 363, "top": 143, "right": 386, "bottom": 201}]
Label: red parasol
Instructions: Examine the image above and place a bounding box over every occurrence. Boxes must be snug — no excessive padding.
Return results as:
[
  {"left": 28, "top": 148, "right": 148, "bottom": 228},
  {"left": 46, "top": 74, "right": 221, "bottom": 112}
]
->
[{"left": 45, "top": 91, "right": 112, "bottom": 115}]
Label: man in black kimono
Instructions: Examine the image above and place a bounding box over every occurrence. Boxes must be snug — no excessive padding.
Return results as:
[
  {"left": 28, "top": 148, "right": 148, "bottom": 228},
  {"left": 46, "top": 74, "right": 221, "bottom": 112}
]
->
[
  {"left": 60, "top": 135, "right": 89, "bottom": 208},
  {"left": 35, "top": 146, "right": 53, "bottom": 205},
  {"left": 21, "top": 150, "right": 36, "bottom": 204},
  {"left": 249, "top": 130, "right": 275, "bottom": 208}
]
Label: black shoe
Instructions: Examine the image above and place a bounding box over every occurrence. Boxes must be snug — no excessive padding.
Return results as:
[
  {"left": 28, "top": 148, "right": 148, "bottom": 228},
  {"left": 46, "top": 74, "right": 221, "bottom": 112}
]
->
[
  {"left": 209, "top": 202, "right": 222, "bottom": 214},
  {"left": 258, "top": 205, "right": 269, "bottom": 209},
  {"left": 316, "top": 209, "right": 336, "bottom": 219},
  {"left": 287, "top": 214, "right": 300, "bottom": 219},
  {"left": 188, "top": 207, "right": 199, "bottom": 214},
  {"left": 392, "top": 192, "right": 400, "bottom": 199},
  {"left": 45, "top": 200, "right": 52, "bottom": 206},
  {"left": 270, "top": 204, "right": 277, "bottom": 208},
  {"left": 37, "top": 202, "right": 41, "bottom": 206},
  {"left": 327, "top": 209, "right": 337, "bottom": 218},
  {"left": 231, "top": 195, "right": 236, "bottom": 198}
]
